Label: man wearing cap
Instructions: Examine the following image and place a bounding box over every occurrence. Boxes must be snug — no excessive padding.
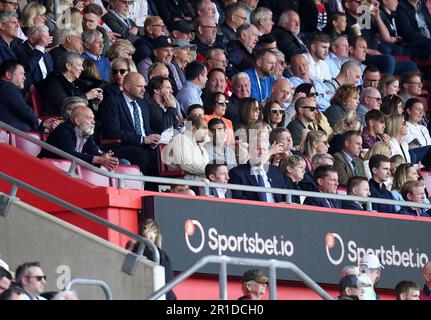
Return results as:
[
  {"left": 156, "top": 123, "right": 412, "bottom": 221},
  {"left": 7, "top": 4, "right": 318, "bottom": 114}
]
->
[
  {"left": 138, "top": 35, "right": 184, "bottom": 95},
  {"left": 169, "top": 20, "right": 193, "bottom": 42},
  {"left": 133, "top": 16, "right": 166, "bottom": 64},
  {"left": 238, "top": 269, "right": 268, "bottom": 300},
  {"left": 358, "top": 253, "right": 384, "bottom": 300},
  {"left": 172, "top": 39, "right": 196, "bottom": 92},
  {"left": 337, "top": 275, "right": 365, "bottom": 300}
]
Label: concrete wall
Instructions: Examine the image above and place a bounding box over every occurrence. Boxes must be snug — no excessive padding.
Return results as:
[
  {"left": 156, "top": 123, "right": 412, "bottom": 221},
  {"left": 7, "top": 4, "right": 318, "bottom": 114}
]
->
[{"left": 0, "top": 194, "right": 165, "bottom": 300}]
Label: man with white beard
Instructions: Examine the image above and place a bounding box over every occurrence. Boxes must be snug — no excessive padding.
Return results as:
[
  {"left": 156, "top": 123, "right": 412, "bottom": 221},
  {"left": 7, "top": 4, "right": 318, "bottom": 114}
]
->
[{"left": 39, "top": 104, "right": 119, "bottom": 170}]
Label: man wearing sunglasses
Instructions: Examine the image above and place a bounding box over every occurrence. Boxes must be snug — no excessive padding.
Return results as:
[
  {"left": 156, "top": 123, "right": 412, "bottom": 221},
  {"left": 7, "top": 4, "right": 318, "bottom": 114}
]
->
[
  {"left": 15, "top": 261, "right": 47, "bottom": 300},
  {"left": 287, "top": 97, "right": 318, "bottom": 148}
]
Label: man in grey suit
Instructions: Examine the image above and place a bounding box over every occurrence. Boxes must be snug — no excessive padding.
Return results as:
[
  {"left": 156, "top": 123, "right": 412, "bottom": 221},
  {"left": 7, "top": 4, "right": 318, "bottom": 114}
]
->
[{"left": 333, "top": 130, "right": 366, "bottom": 187}]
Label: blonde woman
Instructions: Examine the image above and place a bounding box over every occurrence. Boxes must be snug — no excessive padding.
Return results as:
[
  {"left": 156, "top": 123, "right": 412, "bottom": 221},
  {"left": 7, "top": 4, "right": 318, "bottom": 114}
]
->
[
  {"left": 21, "top": 2, "right": 47, "bottom": 35},
  {"left": 107, "top": 39, "right": 136, "bottom": 61},
  {"left": 103, "top": 57, "right": 137, "bottom": 99},
  {"left": 300, "top": 130, "right": 329, "bottom": 173},
  {"left": 386, "top": 114, "right": 410, "bottom": 163},
  {"left": 363, "top": 141, "right": 392, "bottom": 181},
  {"left": 378, "top": 74, "right": 399, "bottom": 97},
  {"left": 391, "top": 163, "right": 423, "bottom": 212}
]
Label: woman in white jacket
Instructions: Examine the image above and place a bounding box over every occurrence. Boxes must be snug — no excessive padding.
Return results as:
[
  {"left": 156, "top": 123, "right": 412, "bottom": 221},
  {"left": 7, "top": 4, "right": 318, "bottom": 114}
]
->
[{"left": 386, "top": 114, "right": 410, "bottom": 163}]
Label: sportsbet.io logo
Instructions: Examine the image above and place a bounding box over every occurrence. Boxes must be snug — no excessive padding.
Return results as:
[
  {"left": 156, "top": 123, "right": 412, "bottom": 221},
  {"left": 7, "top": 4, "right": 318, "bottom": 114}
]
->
[
  {"left": 325, "top": 232, "right": 345, "bottom": 266},
  {"left": 185, "top": 219, "right": 205, "bottom": 253}
]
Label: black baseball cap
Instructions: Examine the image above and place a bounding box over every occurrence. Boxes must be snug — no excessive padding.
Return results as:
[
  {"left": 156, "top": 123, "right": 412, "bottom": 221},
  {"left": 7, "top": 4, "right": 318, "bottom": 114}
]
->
[
  {"left": 241, "top": 269, "right": 268, "bottom": 284},
  {"left": 152, "top": 36, "right": 179, "bottom": 50},
  {"left": 169, "top": 19, "right": 194, "bottom": 33}
]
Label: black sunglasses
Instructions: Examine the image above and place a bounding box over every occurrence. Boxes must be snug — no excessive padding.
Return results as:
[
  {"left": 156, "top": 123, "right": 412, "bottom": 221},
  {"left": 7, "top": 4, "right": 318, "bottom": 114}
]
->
[
  {"left": 301, "top": 106, "right": 317, "bottom": 112},
  {"left": 113, "top": 68, "right": 128, "bottom": 75},
  {"left": 270, "top": 109, "right": 285, "bottom": 115},
  {"left": 27, "top": 275, "right": 47, "bottom": 281}
]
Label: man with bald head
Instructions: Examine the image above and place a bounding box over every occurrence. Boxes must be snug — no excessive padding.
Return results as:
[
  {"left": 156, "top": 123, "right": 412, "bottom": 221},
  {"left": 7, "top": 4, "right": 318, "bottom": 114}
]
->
[
  {"left": 324, "top": 60, "right": 362, "bottom": 96},
  {"left": 287, "top": 97, "right": 317, "bottom": 148},
  {"left": 420, "top": 262, "right": 431, "bottom": 300},
  {"left": 192, "top": 16, "right": 226, "bottom": 62},
  {"left": 40, "top": 104, "right": 119, "bottom": 170},
  {"left": 271, "top": 10, "right": 307, "bottom": 63},
  {"left": 289, "top": 54, "right": 331, "bottom": 111},
  {"left": 270, "top": 78, "right": 297, "bottom": 125},
  {"left": 101, "top": 72, "right": 160, "bottom": 178}
]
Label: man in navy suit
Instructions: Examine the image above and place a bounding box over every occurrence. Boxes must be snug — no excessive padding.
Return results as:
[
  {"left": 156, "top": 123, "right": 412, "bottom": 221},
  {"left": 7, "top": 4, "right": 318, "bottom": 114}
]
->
[
  {"left": 342, "top": 176, "right": 371, "bottom": 211},
  {"left": 303, "top": 165, "right": 342, "bottom": 208},
  {"left": 229, "top": 136, "right": 286, "bottom": 202},
  {"left": 0, "top": 60, "right": 56, "bottom": 132},
  {"left": 39, "top": 105, "right": 119, "bottom": 170},
  {"left": 205, "top": 163, "right": 232, "bottom": 199},
  {"left": 13, "top": 24, "right": 54, "bottom": 95},
  {"left": 0, "top": 12, "right": 22, "bottom": 63},
  {"left": 100, "top": 72, "right": 160, "bottom": 176}
]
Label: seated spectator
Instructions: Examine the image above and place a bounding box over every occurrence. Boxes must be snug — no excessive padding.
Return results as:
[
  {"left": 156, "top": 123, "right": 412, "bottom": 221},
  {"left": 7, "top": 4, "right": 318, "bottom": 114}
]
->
[
  {"left": 363, "top": 141, "right": 392, "bottom": 180},
  {"left": 52, "top": 290, "right": 79, "bottom": 300},
  {"left": 203, "top": 68, "right": 228, "bottom": 100},
  {"left": 395, "top": 280, "right": 421, "bottom": 300},
  {"left": 250, "top": 7, "right": 273, "bottom": 35},
  {"left": 377, "top": 74, "right": 400, "bottom": 97},
  {"left": 176, "top": 61, "right": 207, "bottom": 115},
  {"left": 205, "top": 49, "right": 232, "bottom": 95},
  {"left": 287, "top": 97, "right": 318, "bottom": 148},
  {"left": 15, "top": 261, "right": 47, "bottom": 300},
  {"left": 81, "top": 29, "right": 110, "bottom": 80},
  {"left": 337, "top": 275, "right": 365, "bottom": 300},
  {"left": 293, "top": 83, "right": 333, "bottom": 137},
  {"left": 37, "top": 52, "right": 103, "bottom": 116},
  {"left": 49, "top": 28, "right": 83, "bottom": 71},
  {"left": 289, "top": 54, "right": 331, "bottom": 112},
  {"left": 229, "top": 134, "right": 286, "bottom": 202},
  {"left": 279, "top": 155, "right": 305, "bottom": 204},
  {"left": 163, "top": 116, "right": 210, "bottom": 181},
  {"left": 399, "top": 180, "right": 431, "bottom": 217},
  {"left": 103, "top": 57, "right": 138, "bottom": 99},
  {"left": 368, "top": 154, "right": 397, "bottom": 213},
  {"left": 325, "top": 12, "right": 347, "bottom": 40},
  {"left": 205, "top": 163, "right": 232, "bottom": 198},
  {"left": 237, "top": 269, "right": 268, "bottom": 301},
  {"left": 324, "top": 60, "right": 362, "bottom": 97},
  {"left": 386, "top": 114, "right": 411, "bottom": 163},
  {"left": 262, "top": 100, "right": 285, "bottom": 130},
  {"left": 380, "top": 94, "right": 404, "bottom": 116},
  {"left": 404, "top": 98, "right": 431, "bottom": 147},
  {"left": 225, "top": 72, "right": 251, "bottom": 125},
  {"left": 170, "top": 184, "right": 196, "bottom": 195},
  {"left": 0, "top": 60, "right": 58, "bottom": 132},
  {"left": 398, "top": 70, "right": 423, "bottom": 103},
  {"left": 236, "top": 97, "right": 262, "bottom": 131},
  {"left": 244, "top": 48, "right": 276, "bottom": 102},
  {"left": 342, "top": 176, "right": 371, "bottom": 211},
  {"left": 0, "top": 12, "right": 23, "bottom": 64},
  {"left": 420, "top": 261, "right": 431, "bottom": 300},
  {"left": 361, "top": 109, "right": 390, "bottom": 149},
  {"left": 102, "top": 0, "right": 145, "bottom": 43},
  {"left": 187, "top": 104, "right": 205, "bottom": 118},
  {"left": 268, "top": 127, "right": 302, "bottom": 166},
  {"left": 325, "top": 34, "right": 350, "bottom": 79},
  {"left": 107, "top": 39, "right": 135, "bottom": 61},
  {"left": 363, "top": 66, "right": 382, "bottom": 90},
  {"left": 357, "top": 87, "right": 382, "bottom": 127},
  {"left": 0, "top": 266, "right": 11, "bottom": 295},
  {"left": 82, "top": 4, "right": 110, "bottom": 57},
  {"left": 0, "top": 285, "right": 28, "bottom": 300},
  {"left": 303, "top": 31, "right": 332, "bottom": 81},
  {"left": 300, "top": 152, "right": 335, "bottom": 192},
  {"left": 192, "top": 16, "right": 226, "bottom": 62},
  {"left": 221, "top": 3, "right": 249, "bottom": 44},
  {"left": 168, "top": 19, "right": 193, "bottom": 42},
  {"left": 270, "top": 78, "right": 297, "bottom": 126},
  {"left": 390, "top": 154, "right": 406, "bottom": 177},
  {"left": 154, "top": 0, "right": 192, "bottom": 24},
  {"left": 303, "top": 165, "right": 342, "bottom": 208},
  {"left": 203, "top": 91, "right": 235, "bottom": 144},
  {"left": 132, "top": 16, "right": 166, "bottom": 65},
  {"left": 20, "top": 2, "right": 47, "bottom": 36},
  {"left": 205, "top": 118, "right": 237, "bottom": 169},
  {"left": 256, "top": 33, "right": 277, "bottom": 50},
  {"left": 329, "top": 112, "right": 362, "bottom": 155},
  {"left": 39, "top": 105, "right": 120, "bottom": 170},
  {"left": 171, "top": 39, "right": 196, "bottom": 92},
  {"left": 227, "top": 23, "right": 259, "bottom": 73},
  {"left": 324, "top": 84, "right": 360, "bottom": 128},
  {"left": 271, "top": 10, "right": 308, "bottom": 63},
  {"left": 391, "top": 163, "right": 423, "bottom": 211},
  {"left": 333, "top": 130, "right": 366, "bottom": 187}
]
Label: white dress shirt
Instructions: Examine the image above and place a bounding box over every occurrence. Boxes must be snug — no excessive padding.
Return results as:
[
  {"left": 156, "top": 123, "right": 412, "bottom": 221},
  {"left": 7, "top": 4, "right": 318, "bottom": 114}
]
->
[
  {"left": 303, "top": 52, "right": 332, "bottom": 81},
  {"left": 250, "top": 165, "right": 275, "bottom": 203}
]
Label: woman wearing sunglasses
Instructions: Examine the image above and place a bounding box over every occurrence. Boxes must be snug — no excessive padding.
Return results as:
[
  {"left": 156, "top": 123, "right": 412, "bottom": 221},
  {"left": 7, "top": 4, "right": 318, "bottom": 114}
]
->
[
  {"left": 203, "top": 91, "right": 235, "bottom": 146},
  {"left": 262, "top": 100, "right": 286, "bottom": 130},
  {"left": 103, "top": 57, "right": 137, "bottom": 100}
]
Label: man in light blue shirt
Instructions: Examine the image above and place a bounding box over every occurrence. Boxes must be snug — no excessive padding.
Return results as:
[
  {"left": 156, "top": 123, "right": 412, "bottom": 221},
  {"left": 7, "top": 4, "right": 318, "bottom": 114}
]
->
[
  {"left": 325, "top": 34, "right": 350, "bottom": 79},
  {"left": 176, "top": 61, "right": 208, "bottom": 115},
  {"left": 244, "top": 49, "right": 276, "bottom": 102}
]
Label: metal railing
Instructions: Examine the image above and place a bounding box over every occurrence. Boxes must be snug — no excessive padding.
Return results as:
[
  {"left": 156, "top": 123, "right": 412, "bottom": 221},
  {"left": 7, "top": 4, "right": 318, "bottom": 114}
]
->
[
  {"left": 147, "top": 255, "right": 334, "bottom": 300},
  {"left": 65, "top": 278, "right": 113, "bottom": 300},
  {"left": 3, "top": 120, "right": 431, "bottom": 211},
  {"left": 0, "top": 172, "right": 160, "bottom": 269}
]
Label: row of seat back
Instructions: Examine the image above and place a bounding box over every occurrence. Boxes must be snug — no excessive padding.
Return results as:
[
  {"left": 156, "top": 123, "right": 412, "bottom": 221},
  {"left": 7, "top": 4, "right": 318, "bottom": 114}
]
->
[
  {"left": 0, "top": 129, "right": 9, "bottom": 143},
  {"left": 157, "top": 143, "right": 187, "bottom": 177}
]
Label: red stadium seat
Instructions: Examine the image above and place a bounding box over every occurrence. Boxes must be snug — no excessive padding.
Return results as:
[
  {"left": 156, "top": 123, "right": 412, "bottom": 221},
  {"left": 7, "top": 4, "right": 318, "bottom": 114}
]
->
[
  {"left": 111, "top": 165, "right": 144, "bottom": 190},
  {"left": 10, "top": 131, "right": 41, "bottom": 156},
  {"left": 0, "top": 130, "right": 9, "bottom": 143},
  {"left": 337, "top": 187, "right": 347, "bottom": 195},
  {"left": 80, "top": 165, "right": 110, "bottom": 187},
  {"left": 41, "top": 158, "right": 82, "bottom": 176},
  {"left": 157, "top": 144, "right": 187, "bottom": 177},
  {"left": 28, "top": 85, "right": 43, "bottom": 118}
]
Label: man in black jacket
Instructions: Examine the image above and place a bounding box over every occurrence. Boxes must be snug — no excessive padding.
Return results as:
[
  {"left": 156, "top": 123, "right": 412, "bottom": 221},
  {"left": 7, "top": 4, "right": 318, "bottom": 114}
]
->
[
  {"left": 303, "top": 165, "right": 342, "bottom": 208},
  {"left": 39, "top": 104, "right": 119, "bottom": 170},
  {"left": 341, "top": 176, "right": 371, "bottom": 211}
]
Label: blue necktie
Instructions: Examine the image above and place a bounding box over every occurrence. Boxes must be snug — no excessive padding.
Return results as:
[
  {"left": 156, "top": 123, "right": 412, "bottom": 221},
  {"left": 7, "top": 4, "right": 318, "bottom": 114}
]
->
[
  {"left": 256, "top": 174, "right": 267, "bottom": 202},
  {"left": 131, "top": 101, "right": 143, "bottom": 136}
]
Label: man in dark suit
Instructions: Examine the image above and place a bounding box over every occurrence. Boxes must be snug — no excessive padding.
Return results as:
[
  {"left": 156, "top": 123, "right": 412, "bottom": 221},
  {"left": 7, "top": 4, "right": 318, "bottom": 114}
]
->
[
  {"left": 0, "top": 12, "right": 22, "bottom": 63},
  {"left": 333, "top": 131, "right": 366, "bottom": 187},
  {"left": 100, "top": 72, "right": 160, "bottom": 176},
  {"left": 229, "top": 136, "right": 286, "bottom": 202},
  {"left": 39, "top": 105, "right": 119, "bottom": 170},
  {"left": 205, "top": 163, "right": 232, "bottom": 199},
  {"left": 102, "top": 0, "right": 145, "bottom": 43},
  {"left": 368, "top": 154, "right": 397, "bottom": 213},
  {"left": 0, "top": 60, "right": 56, "bottom": 132},
  {"left": 303, "top": 165, "right": 342, "bottom": 208},
  {"left": 342, "top": 176, "right": 371, "bottom": 211},
  {"left": 13, "top": 24, "right": 54, "bottom": 95},
  {"left": 50, "top": 29, "right": 83, "bottom": 71}
]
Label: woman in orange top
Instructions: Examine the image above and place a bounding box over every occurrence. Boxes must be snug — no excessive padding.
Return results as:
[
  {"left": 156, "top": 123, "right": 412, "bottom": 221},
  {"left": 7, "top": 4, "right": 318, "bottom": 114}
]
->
[{"left": 203, "top": 91, "right": 235, "bottom": 146}]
